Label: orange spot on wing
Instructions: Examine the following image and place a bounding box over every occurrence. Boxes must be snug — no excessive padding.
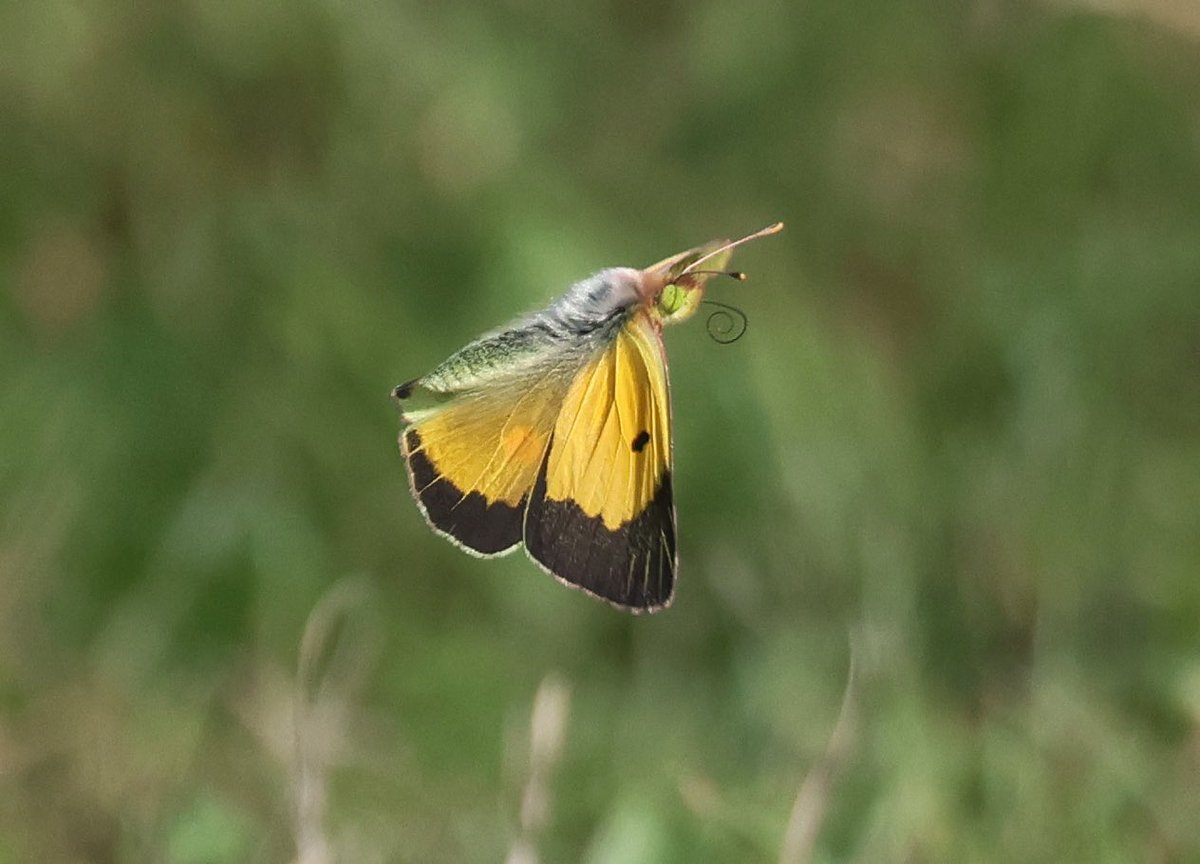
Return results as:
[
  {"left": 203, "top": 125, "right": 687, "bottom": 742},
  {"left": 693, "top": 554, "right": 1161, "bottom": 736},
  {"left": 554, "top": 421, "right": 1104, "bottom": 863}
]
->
[{"left": 502, "top": 424, "right": 544, "bottom": 468}]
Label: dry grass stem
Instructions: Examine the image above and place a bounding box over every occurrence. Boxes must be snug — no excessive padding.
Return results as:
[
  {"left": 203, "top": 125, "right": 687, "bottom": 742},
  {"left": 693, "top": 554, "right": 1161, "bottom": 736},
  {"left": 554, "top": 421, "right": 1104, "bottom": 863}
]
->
[
  {"left": 291, "top": 579, "right": 381, "bottom": 864},
  {"left": 505, "top": 674, "right": 572, "bottom": 864},
  {"left": 779, "top": 641, "right": 860, "bottom": 864}
]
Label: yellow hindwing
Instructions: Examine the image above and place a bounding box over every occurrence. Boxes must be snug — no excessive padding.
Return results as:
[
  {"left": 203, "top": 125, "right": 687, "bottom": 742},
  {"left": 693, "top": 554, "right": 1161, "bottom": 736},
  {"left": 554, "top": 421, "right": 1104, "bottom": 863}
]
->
[{"left": 402, "top": 367, "right": 569, "bottom": 555}]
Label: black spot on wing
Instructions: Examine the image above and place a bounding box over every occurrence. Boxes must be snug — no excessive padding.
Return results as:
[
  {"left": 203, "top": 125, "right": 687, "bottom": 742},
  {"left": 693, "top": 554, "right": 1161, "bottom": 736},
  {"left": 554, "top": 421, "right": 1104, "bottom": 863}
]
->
[
  {"left": 524, "top": 462, "right": 676, "bottom": 611},
  {"left": 631, "top": 430, "right": 650, "bottom": 453},
  {"left": 404, "top": 428, "right": 523, "bottom": 555},
  {"left": 392, "top": 380, "right": 416, "bottom": 401}
]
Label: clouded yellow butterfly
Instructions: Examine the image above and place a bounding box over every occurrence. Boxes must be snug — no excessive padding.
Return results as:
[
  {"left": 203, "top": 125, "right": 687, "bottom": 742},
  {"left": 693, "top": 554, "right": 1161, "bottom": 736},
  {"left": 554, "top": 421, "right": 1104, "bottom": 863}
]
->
[{"left": 394, "top": 222, "right": 783, "bottom": 612}]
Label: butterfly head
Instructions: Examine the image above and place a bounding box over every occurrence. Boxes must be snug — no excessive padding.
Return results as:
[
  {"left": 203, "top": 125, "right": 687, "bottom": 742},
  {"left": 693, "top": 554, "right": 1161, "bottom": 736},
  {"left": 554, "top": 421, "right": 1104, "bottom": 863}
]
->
[
  {"left": 546, "top": 223, "right": 782, "bottom": 336},
  {"left": 638, "top": 222, "right": 784, "bottom": 327}
]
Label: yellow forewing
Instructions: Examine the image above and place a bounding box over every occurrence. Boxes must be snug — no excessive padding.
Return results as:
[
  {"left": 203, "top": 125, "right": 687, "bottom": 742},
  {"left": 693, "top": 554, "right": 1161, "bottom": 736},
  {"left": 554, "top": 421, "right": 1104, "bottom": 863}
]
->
[
  {"left": 543, "top": 313, "right": 671, "bottom": 528},
  {"left": 522, "top": 310, "right": 677, "bottom": 611}
]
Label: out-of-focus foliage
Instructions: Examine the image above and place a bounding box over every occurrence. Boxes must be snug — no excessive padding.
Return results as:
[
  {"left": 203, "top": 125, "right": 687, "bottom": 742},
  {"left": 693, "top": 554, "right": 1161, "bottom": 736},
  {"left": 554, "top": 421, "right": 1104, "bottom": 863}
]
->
[{"left": 2, "top": 0, "right": 1199, "bottom": 861}]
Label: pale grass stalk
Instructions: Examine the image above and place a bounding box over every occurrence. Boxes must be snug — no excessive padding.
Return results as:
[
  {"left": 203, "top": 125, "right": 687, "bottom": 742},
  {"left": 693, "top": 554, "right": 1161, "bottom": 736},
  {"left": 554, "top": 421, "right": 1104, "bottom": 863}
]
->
[
  {"left": 779, "top": 641, "right": 860, "bottom": 864},
  {"left": 291, "top": 579, "right": 380, "bottom": 864},
  {"left": 505, "top": 674, "right": 572, "bottom": 864}
]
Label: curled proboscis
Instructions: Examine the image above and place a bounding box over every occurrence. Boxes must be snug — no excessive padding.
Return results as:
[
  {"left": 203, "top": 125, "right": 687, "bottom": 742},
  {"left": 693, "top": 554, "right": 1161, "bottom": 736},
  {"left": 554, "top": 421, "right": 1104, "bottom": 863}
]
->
[{"left": 702, "top": 300, "right": 748, "bottom": 344}]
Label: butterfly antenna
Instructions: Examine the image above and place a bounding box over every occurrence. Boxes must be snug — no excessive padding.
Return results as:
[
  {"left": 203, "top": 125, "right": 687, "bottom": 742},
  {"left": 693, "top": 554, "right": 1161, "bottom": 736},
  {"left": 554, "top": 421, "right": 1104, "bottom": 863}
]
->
[{"left": 681, "top": 221, "right": 784, "bottom": 277}]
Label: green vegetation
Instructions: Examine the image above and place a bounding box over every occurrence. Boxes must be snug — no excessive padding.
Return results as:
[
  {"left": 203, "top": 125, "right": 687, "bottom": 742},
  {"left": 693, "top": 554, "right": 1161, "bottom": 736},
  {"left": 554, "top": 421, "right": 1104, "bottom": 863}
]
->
[{"left": 3, "top": 0, "right": 1199, "bottom": 861}]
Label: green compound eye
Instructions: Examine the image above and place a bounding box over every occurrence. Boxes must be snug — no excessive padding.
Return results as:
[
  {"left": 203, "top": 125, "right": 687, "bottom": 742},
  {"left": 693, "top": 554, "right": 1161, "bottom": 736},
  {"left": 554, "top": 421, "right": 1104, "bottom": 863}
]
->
[
  {"left": 656, "top": 279, "right": 705, "bottom": 324},
  {"left": 659, "top": 282, "right": 686, "bottom": 316}
]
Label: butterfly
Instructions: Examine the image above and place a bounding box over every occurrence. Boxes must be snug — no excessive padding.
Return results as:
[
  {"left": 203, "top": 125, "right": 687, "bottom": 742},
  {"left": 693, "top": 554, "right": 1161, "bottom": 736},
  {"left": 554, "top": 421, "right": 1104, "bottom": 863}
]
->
[{"left": 393, "top": 222, "right": 783, "bottom": 612}]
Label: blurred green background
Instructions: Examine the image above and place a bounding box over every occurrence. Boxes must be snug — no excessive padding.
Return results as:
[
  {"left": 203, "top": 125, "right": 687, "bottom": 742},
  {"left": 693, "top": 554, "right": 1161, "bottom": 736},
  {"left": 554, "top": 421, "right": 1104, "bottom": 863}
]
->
[{"left": 3, "top": 0, "right": 1200, "bottom": 861}]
